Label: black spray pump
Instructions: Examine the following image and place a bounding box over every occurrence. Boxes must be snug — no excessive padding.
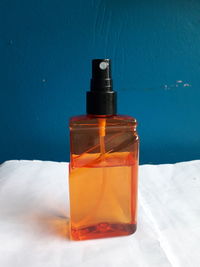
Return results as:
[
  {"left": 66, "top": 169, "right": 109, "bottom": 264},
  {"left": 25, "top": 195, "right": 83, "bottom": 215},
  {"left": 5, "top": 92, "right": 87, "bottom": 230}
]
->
[{"left": 86, "top": 59, "right": 117, "bottom": 115}]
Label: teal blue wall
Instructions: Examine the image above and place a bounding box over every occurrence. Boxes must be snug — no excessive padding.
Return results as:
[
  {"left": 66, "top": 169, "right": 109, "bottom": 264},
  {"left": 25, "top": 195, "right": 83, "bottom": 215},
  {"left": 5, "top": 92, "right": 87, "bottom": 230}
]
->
[{"left": 1, "top": 0, "right": 200, "bottom": 164}]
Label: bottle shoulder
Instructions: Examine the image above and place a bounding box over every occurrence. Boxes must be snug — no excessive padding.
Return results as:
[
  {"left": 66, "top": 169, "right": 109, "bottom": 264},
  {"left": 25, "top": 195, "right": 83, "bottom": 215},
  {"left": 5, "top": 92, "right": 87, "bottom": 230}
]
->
[{"left": 69, "top": 114, "right": 137, "bottom": 127}]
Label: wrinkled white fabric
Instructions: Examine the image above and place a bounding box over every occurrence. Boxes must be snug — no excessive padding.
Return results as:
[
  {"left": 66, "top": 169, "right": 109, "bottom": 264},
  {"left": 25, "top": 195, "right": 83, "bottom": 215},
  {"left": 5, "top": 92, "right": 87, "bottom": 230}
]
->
[{"left": 0, "top": 160, "right": 199, "bottom": 267}]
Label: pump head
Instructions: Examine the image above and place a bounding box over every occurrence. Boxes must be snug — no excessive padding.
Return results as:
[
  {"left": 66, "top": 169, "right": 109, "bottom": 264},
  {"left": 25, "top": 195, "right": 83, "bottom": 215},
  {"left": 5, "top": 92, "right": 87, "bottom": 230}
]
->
[{"left": 87, "top": 59, "right": 117, "bottom": 115}]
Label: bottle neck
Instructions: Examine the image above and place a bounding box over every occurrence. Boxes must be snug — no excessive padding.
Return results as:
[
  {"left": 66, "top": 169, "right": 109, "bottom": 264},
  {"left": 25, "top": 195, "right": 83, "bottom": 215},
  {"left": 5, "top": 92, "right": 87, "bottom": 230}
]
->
[{"left": 87, "top": 114, "right": 114, "bottom": 118}]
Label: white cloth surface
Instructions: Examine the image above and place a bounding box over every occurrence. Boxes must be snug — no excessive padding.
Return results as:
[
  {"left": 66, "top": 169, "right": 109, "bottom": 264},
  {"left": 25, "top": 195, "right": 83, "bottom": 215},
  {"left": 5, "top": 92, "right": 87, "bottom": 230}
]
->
[{"left": 0, "top": 160, "right": 199, "bottom": 267}]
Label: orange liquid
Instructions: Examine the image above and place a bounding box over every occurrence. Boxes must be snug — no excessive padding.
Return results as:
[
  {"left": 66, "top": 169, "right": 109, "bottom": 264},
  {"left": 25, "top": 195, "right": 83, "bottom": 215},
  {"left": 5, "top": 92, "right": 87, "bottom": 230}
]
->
[{"left": 69, "top": 151, "right": 138, "bottom": 240}]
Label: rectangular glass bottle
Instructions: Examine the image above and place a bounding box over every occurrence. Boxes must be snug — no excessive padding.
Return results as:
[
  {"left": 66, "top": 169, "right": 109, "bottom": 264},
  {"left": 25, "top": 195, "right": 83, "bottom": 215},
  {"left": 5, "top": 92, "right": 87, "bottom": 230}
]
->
[{"left": 69, "top": 114, "right": 139, "bottom": 240}]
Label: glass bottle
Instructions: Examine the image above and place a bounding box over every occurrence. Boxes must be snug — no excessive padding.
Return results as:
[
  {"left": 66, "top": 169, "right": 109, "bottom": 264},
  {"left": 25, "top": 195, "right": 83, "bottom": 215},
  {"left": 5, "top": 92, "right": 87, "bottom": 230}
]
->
[{"left": 69, "top": 59, "right": 139, "bottom": 240}]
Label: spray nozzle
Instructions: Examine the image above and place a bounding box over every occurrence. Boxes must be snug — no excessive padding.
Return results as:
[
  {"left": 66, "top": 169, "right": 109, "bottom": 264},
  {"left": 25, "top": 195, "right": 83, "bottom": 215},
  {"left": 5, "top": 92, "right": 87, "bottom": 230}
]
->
[
  {"left": 87, "top": 59, "right": 117, "bottom": 115},
  {"left": 91, "top": 59, "right": 112, "bottom": 91},
  {"left": 99, "top": 61, "right": 109, "bottom": 70}
]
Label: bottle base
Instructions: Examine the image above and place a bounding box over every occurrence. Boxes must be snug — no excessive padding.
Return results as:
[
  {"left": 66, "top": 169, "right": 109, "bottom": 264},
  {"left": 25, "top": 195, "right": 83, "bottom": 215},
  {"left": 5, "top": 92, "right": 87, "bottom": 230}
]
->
[{"left": 70, "top": 222, "right": 137, "bottom": 241}]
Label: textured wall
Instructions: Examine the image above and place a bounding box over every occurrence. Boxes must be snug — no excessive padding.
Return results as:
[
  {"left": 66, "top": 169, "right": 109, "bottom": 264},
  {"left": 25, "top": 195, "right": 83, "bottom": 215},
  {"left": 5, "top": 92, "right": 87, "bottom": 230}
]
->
[{"left": 0, "top": 0, "right": 200, "bottom": 163}]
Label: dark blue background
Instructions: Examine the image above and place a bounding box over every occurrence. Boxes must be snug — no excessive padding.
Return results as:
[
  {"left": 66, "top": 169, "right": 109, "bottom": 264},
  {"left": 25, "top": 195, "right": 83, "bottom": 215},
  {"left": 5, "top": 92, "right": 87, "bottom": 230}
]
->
[{"left": 1, "top": 0, "right": 200, "bottom": 164}]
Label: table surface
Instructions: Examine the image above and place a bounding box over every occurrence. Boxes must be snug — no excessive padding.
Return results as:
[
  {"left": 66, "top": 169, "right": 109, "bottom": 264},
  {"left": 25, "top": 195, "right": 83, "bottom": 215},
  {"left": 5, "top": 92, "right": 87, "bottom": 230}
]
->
[{"left": 0, "top": 160, "right": 199, "bottom": 267}]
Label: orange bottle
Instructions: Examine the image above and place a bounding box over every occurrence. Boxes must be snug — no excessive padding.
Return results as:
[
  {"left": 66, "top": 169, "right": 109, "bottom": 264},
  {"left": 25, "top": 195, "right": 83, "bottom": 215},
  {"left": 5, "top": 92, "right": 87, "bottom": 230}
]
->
[{"left": 69, "top": 59, "right": 139, "bottom": 240}]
